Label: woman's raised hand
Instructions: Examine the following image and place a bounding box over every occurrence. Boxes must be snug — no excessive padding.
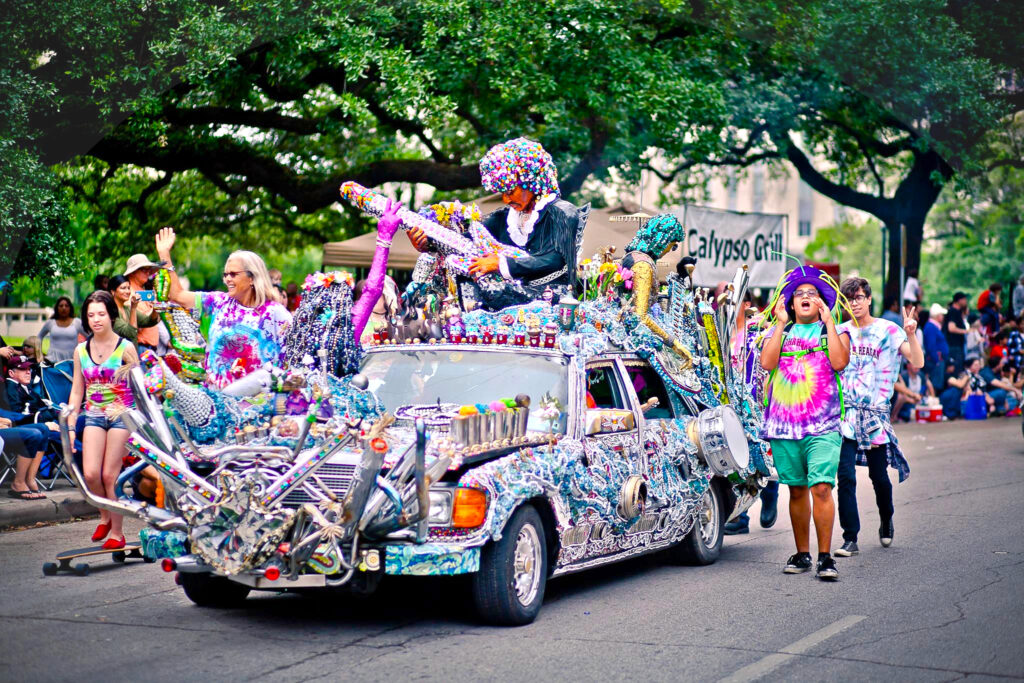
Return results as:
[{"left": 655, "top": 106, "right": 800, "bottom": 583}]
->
[{"left": 155, "top": 226, "right": 176, "bottom": 257}]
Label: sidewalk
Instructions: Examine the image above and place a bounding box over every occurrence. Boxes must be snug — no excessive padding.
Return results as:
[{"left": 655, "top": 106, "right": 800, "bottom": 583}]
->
[{"left": 0, "top": 479, "right": 95, "bottom": 530}]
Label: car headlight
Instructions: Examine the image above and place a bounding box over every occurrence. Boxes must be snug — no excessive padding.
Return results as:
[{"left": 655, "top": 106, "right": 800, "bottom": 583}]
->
[{"left": 427, "top": 490, "right": 453, "bottom": 525}]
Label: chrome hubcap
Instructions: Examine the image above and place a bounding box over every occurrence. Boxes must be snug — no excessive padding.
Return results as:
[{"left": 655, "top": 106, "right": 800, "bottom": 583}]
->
[
  {"left": 699, "top": 488, "right": 719, "bottom": 547},
  {"left": 512, "top": 523, "right": 542, "bottom": 606}
]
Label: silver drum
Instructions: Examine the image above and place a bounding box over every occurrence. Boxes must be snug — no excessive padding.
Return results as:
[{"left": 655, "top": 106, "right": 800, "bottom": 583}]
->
[{"left": 694, "top": 405, "right": 750, "bottom": 477}]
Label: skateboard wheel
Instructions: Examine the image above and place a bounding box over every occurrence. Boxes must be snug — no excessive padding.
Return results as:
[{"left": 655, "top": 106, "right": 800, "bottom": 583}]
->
[
  {"left": 74, "top": 563, "right": 90, "bottom": 577},
  {"left": 113, "top": 552, "right": 126, "bottom": 563},
  {"left": 42, "top": 562, "right": 58, "bottom": 576}
]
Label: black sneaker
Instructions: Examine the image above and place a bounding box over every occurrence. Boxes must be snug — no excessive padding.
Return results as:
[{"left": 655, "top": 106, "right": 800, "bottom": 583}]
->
[
  {"left": 724, "top": 520, "right": 749, "bottom": 536},
  {"left": 880, "top": 518, "right": 894, "bottom": 547},
  {"left": 783, "top": 553, "right": 812, "bottom": 574},
  {"left": 816, "top": 555, "right": 839, "bottom": 581},
  {"left": 834, "top": 541, "right": 859, "bottom": 557}
]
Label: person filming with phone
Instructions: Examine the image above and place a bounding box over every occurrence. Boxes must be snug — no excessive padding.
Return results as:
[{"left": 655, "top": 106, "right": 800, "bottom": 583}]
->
[
  {"left": 123, "top": 253, "right": 161, "bottom": 353},
  {"left": 106, "top": 275, "right": 159, "bottom": 351}
]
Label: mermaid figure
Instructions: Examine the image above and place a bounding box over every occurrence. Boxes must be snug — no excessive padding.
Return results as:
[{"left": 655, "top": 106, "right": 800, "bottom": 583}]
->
[{"left": 621, "top": 214, "right": 701, "bottom": 394}]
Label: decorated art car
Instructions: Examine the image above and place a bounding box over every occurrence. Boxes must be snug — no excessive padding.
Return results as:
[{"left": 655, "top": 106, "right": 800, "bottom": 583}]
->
[{"left": 57, "top": 278, "right": 771, "bottom": 625}]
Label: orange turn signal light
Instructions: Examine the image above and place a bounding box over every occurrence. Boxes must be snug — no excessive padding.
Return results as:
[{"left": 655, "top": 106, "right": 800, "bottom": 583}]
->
[{"left": 451, "top": 488, "right": 488, "bottom": 528}]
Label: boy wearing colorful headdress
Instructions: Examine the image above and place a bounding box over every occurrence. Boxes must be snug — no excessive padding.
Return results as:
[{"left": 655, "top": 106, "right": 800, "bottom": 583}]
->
[
  {"left": 760, "top": 265, "right": 850, "bottom": 581},
  {"left": 409, "top": 137, "right": 582, "bottom": 299}
]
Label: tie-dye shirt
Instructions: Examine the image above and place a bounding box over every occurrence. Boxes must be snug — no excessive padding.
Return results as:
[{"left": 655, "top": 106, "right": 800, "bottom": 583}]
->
[
  {"left": 760, "top": 322, "right": 846, "bottom": 440},
  {"left": 837, "top": 318, "right": 907, "bottom": 445},
  {"left": 195, "top": 292, "right": 292, "bottom": 389},
  {"left": 78, "top": 338, "right": 135, "bottom": 417}
]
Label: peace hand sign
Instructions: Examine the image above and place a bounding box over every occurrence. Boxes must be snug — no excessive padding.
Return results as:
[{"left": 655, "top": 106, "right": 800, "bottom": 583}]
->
[{"left": 902, "top": 305, "right": 918, "bottom": 336}]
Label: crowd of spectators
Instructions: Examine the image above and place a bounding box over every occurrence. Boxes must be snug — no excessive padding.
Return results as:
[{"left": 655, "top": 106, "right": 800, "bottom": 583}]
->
[{"left": 893, "top": 278, "right": 1024, "bottom": 422}]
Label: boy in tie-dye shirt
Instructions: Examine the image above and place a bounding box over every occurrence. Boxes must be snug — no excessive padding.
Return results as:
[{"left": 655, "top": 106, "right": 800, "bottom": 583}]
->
[
  {"left": 833, "top": 277, "right": 923, "bottom": 558},
  {"left": 760, "top": 266, "right": 850, "bottom": 581}
]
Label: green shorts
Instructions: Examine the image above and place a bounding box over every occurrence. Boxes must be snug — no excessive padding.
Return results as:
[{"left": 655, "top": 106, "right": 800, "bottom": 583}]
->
[{"left": 770, "top": 432, "right": 842, "bottom": 488}]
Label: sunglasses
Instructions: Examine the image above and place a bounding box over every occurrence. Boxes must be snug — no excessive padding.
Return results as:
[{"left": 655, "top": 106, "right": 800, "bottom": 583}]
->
[
  {"left": 222, "top": 270, "right": 253, "bottom": 281},
  {"left": 792, "top": 289, "right": 820, "bottom": 300}
]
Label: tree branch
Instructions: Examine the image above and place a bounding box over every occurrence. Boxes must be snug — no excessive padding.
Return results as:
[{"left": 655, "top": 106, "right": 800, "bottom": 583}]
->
[
  {"left": 89, "top": 132, "right": 482, "bottom": 212},
  {"left": 783, "top": 134, "right": 893, "bottom": 219},
  {"left": 165, "top": 106, "right": 320, "bottom": 134}
]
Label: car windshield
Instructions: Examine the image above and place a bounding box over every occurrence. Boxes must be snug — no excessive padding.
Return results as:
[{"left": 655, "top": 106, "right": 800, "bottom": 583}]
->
[{"left": 360, "top": 349, "right": 569, "bottom": 434}]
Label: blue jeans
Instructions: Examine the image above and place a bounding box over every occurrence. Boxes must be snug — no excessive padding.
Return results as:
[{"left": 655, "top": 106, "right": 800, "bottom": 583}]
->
[
  {"left": 939, "top": 386, "right": 963, "bottom": 418},
  {"left": 0, "top": 424, "right": 49, "bottom": 457},
  {"left": 924, "top": 358, "right": 946, "bottom": 393},
  {"left": 733, "top": 480, "right": 779, "bottom": 528},
  {"left": 838, "top": 437, "right": 894, "bottom": 543}
]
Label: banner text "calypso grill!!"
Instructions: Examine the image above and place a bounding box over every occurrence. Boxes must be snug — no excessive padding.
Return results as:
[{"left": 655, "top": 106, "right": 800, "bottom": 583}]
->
[{"left": 687, "top": 229, "right": 784, "bottom": 268}]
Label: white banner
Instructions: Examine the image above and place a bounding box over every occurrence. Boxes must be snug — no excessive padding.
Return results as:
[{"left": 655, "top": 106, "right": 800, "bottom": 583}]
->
[{"left": 683, "top": 205, "right": 787, "bottom": 288}]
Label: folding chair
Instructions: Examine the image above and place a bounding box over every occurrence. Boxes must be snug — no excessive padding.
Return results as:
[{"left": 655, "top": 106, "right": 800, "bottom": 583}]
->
[
  {"left": 39, "top": 361, "right": 75, "bottom": 489},
  {"left": 0, "top": 433, "right": 12, "bottom": 488}
]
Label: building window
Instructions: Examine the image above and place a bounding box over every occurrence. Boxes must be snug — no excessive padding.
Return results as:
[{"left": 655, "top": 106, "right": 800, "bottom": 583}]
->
[
  {"left": 751, "top": 165, "right": 765, "bottom": 213},
  {"left": 798, "top": 180, "right": 814, "bottom": 237}
]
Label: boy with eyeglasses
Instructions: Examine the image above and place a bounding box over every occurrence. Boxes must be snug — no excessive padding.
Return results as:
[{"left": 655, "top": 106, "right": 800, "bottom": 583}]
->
[
  {"left": 834, "top": 278, "right": 923, "bottom": 557},
  {"left": 760, "top": 266, "right": 850, "bottom": 580}
]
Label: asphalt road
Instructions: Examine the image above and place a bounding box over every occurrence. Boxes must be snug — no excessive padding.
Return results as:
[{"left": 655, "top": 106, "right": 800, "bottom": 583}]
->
[{"left": 2, "top": 418, "right": 1023, "bottom": 682}]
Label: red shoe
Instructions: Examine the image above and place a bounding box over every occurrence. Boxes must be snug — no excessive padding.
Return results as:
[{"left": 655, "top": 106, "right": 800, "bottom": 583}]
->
[
  {"left": 91, "top": 522, "right": 111, "bottom": 542},
  {"left": 101, "top": 536, "right": 126, "bottom": 550}
]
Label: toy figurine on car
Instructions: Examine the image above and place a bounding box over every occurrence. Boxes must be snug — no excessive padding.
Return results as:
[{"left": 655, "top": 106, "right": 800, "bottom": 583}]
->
[{"left": 58, "top": 156, "right": 772, "bottom": 625}]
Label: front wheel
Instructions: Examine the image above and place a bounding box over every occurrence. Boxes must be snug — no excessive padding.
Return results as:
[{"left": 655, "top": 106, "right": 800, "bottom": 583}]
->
[
  {"left": 471, "top": 505, "right": 548, "bottom": 626},
  {"left": 180, "top": 572, "right": 251, "bottom": 608},
  {"left": 666, "top": 478, "right": 726, "bottom": 566}
]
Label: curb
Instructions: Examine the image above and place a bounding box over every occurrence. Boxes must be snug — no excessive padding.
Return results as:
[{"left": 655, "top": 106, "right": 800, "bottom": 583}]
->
[{"left": 0, "top": 493, "right": 97, "bottom": 530}]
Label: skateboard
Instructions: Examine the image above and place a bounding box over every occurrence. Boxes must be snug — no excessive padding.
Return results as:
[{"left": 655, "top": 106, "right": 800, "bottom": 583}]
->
[{"left": 42, "top": 543, "right": 152, "bottom": 576}]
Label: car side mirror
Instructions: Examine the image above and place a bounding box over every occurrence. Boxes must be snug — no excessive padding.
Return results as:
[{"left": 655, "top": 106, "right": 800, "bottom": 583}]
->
[{"left": 585, "top": 409, "right": 635, "bottom": 436}]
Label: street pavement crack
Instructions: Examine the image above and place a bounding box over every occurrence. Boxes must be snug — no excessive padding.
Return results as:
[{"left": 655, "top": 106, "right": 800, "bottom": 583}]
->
[
  {"left": 250, "top": 620, "right": 423, "bottom": 680},
  {"left": 830, "top": 559, "right": 1024, "bottom": 654}
]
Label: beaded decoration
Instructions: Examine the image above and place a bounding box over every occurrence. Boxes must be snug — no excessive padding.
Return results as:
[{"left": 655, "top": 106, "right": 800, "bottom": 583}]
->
[{"left": 285, "top": 273, "right": 362, "bottom": 377}]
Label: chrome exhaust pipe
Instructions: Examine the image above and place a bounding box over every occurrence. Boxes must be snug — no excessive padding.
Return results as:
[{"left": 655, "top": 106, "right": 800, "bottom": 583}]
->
[{"left": 413, "top": 419, "right": 428, "bottom": 541}]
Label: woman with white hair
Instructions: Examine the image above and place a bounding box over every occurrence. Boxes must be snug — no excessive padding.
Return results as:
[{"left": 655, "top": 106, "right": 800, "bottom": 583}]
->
[{"left": 154, "top": 228, "right": 292, "bottom": 388}]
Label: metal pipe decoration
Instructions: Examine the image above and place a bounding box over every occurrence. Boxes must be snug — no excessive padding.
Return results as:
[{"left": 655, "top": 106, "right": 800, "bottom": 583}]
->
[
  {"left": 126, "top": 433, "right": 221, "bottom": 503},
  {"left": 261, "top": 429, "right": 357, "bottom": 507},
  {"left": 414, "top": 418, "right": 429, "bottom": 542},
  {"left": 129, "top": 367, "right": 178, "bottom": 458}
]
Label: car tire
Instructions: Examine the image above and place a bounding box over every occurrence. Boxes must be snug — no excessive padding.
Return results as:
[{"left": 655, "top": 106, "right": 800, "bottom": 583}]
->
[
  {"left": 180, "top": 572, "right": 251, "bottom": 608},
  {"left": 471, "top": 505, "right": 548, "bottom": 626},
  {"left": 667, "top": 478, "right": 726, "bottom": 566}
]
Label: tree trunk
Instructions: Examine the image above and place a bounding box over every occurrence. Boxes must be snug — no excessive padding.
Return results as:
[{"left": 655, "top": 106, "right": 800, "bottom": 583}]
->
[{"left": 882, "top": 149, "right": 952, "bottom": 302}]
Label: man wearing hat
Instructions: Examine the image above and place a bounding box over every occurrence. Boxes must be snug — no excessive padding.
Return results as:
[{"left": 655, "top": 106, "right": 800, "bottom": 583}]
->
[
  {"left": 124, "top": 253, "right": 160, "bottom": 351},
  {"left": 760, "top": 265, "right": 850, "bottom": 581}
]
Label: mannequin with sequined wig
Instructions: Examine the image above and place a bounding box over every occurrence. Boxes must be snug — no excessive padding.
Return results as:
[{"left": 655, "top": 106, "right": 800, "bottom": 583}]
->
[
  {"left": 407, "top": 137, "right": 582, "bottom": 302},
  {"left": 621, "top": 214, "right": 694, "bottom": 367}
]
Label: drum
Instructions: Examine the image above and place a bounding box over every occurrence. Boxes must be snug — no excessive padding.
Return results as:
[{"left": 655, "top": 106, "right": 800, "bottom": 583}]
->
[{"left": 692, "top": 405, "right": 750, "bottom": 477}]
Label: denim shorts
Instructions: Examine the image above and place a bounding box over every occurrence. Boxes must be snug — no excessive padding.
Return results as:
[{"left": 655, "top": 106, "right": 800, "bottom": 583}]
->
[{"left": 83, "top": 413, "right": 127, "bottom": 431}]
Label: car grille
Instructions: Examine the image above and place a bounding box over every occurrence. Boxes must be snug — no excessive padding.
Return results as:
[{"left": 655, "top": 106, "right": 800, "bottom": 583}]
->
[{"left": 280, "top": 463, "right": 358, "bottom": 508}]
